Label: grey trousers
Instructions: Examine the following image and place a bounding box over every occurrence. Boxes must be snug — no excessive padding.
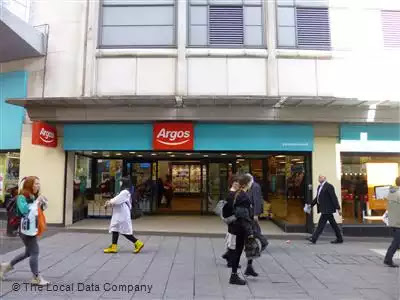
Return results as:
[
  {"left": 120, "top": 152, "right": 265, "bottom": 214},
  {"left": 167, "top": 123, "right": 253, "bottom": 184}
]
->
[
  {"left": 385, "top": 227, "right": 400, "bottom": 263},
  {"left": 10, "top": 233, "right": 39, "bottom": 276}
]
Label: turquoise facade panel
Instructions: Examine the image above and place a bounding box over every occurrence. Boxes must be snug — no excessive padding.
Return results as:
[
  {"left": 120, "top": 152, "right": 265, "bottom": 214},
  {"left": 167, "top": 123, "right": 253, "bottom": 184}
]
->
[
  {"left": 340, "top": 124, "right": 400, "bottom": 141},
  {"left": 194, "top": 123, "right": 314, "bottom": 152},
  {"left": 64, "top": 124, "right": 153, "bottom": 151},
  {"left": 0, "top": 71, "right": 27, "bottom": 150}
]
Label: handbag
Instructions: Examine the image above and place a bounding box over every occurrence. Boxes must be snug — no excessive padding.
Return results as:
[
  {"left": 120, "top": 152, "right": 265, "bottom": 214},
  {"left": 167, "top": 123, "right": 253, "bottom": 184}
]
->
[
  {"left": 37, "top": 204, "right": 47, "bottom": 236},
  {"left": 214, "top": 200, "right": 227, "bottom": 216}
]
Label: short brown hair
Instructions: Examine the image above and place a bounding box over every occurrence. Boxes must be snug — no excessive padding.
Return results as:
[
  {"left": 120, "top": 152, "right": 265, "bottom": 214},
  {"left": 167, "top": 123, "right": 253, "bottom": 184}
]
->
[{"left": 396, "top": 176, "right": 400, "bottom": 187}]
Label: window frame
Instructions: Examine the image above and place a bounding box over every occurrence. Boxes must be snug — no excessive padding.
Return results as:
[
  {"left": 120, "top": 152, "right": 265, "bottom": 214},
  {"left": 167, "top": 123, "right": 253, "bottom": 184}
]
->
[
  {"left": 187, "top": 0, "right": 266, "bottom": 49},
  {"left": 98, "top": 0, "right": 177, "bottom": 49},
  {"left": 276, "top": 4, "right": 331, "bottom": 51}
]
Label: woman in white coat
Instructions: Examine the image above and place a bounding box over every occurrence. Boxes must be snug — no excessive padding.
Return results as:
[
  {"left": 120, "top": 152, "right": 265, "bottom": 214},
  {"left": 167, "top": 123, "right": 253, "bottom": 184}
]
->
[{"left": 103, "top": 177, "right": 144, "bottom": 254}]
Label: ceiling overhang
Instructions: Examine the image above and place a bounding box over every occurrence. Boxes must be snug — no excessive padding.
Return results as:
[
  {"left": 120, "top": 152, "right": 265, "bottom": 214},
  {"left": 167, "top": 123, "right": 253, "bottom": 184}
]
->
[
  {"left": 0, "top": 6, "right": 46, "bottom": 62},
  {"left": 6, "top": 95, "right": 400, "bottom": 124}
]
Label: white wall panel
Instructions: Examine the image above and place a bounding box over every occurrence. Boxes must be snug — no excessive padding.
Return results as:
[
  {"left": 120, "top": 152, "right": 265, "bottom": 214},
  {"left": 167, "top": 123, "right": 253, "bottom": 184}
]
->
[
  {"left": 136, "top": 58, "right": 175, "bottom": 95},
  {"left": 44, "top": 52, "right": 82, "bottom": 97},
  {"left": 188, "top": 58, "right": 227, "bottom": 95},
  {"left": 227, "top": 58, "right": 267, "bottom": 95},
  {"left": 30, "top": 0, "right": 84, "bottom": 25},
  {"left": 278, "top": 59, "right": 317, "bottom": 96},
  {"left": 316, "top": 59, "right": 335, "bottom": 97},
  {"left": 353, "top": 9, "right": 383, "bottom": 52},
  {"left": 97, "top": 58, "right": 136, "bottom": 95},
  {"left": 330, "top": 8, "right": 353, "bottom": 50}
]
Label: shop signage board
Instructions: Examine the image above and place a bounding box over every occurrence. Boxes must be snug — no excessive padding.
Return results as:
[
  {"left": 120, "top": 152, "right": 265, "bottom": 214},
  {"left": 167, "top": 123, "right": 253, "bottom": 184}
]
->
[
  {"left": 32, "top": 121, "right": 57, "bottom": 148},
  {"left": 153, "top": 122, "right": 194, "bottom": 151}
]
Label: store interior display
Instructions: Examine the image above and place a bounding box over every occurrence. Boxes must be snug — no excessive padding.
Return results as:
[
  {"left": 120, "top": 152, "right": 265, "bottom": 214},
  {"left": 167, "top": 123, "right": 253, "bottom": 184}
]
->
[
  {"left": 0, "top": 152, "right": 20, "bottom": 205},
  {"left": 190, "top": 165, "right": 201, "bottom": 193},
  {"left": 71, "top": 151, "right": 310, "bottom": 225},
  {"left": 341, "top": 155, "right": 400, "bottom": 224},
  {"left": 73, "top": 155, "right": 93, "bottom": 221},
  {"left": 171, "top": 163, "right": 202, "bottom": 194}
]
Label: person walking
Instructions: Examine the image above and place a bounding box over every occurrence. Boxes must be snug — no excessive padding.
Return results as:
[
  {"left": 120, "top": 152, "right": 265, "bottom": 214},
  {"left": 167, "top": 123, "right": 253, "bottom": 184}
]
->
[
  {"left": 221, "top": 176, "right": 240, "bottom": 268},
  {"left": 5, "top": 185, "right": 19, "bottom": 237},
  {"left": 308, "top": 175, "right": 343, "bottom": 244},
  {"left": 163, "top": 175, "right": 174, "bottom": 208},
  {"left": 246, "top": 173, "right": 268, "bottom": 274},
  {"left": 383, "top": 176, "right": 400, "bottom": 268},
  {"left": 103, "top": 177, "right": 144, "bottom": 254},
  {"left": 226, "top": 174, "right": 260, "bottom": 285},
  {"left": 0, "top": 176, "right": 49, "bottom": 285}
]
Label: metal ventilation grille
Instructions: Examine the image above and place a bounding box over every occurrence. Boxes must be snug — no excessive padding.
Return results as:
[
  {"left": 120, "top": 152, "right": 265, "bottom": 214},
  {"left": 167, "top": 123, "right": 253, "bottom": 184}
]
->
[
  {"left": 296, "top": 7, "right": 331, "bottom": 50},
  {"left": 209, "top": 6, "right": 243, "bottom": 45},
  {"left": 382, "top": 10, "right": 400, "bottom": 48}
]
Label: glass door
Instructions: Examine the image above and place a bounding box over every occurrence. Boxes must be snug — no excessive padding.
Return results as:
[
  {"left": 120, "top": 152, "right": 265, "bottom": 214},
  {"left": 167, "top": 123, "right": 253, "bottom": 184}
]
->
[
  {"left": 127, "top": 162, "right": 153, "bottom": 213},
  {"left": 207, "top": 162, "right": 230, "bottom": 213}
]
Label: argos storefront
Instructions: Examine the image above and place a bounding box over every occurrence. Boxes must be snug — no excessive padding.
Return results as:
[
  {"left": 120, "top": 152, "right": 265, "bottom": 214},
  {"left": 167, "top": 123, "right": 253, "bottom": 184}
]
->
[{"left": 63, "top": 122, "right": 315, "bottom": 232}]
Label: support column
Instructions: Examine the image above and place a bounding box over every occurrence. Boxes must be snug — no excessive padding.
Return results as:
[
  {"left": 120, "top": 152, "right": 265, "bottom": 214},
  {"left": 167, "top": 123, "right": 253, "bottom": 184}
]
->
[
  {"left": 266, "top": 0, "right": 279, "bottom": 96},
  {"left": 65, "top": 151, "right": 75, "bottom": 226},
  {"left": 175, "top": 0, "right": 187, "bottom": 96},
  {"left": 19, "top": 123, "right": 66, "bottom": 224},
  {"left": 312, "top": 133, "right": 342, "bottom": 225}
]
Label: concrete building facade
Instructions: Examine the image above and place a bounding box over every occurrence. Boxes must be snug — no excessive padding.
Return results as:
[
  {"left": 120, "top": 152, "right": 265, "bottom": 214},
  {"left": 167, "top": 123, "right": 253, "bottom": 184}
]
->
[{"left": 1, "top": 0, "right": 400, "bottom": 235}]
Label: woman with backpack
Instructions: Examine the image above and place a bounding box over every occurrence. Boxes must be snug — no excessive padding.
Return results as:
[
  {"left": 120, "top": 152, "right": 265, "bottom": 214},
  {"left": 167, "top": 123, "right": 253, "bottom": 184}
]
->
[
  {"left": 103, "top": 177, "right": 144, "bottom": 254},
  {"left": 0, "top": 176, "right": 49, "bottom": 285}
]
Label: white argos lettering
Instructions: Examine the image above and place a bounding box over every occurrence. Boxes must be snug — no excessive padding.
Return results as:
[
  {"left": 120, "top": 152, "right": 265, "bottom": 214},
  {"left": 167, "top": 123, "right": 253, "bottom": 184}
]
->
[
  {"left": 39, "top": 127, "right": 55, "bottom": 143},
  {"left": 156, "top": 128, "right": 191, "bottom": 142}
]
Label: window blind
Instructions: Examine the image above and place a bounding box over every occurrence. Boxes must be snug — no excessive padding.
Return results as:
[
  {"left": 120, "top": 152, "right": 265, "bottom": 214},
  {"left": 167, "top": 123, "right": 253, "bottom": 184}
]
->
[
  {"left": 296, "top": 7, "right": 331, "bottom": 50},
  {"left": 209, "top": 6, "right": 244, "bottom": 45},
  {"left": 382, "top": 10, "right": 400, "bottom": 48}
]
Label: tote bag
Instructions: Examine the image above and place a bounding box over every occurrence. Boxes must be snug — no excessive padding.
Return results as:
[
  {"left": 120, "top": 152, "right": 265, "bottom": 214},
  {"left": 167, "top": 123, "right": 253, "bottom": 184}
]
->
[{"left": 37, "top": 205, "right": 47, "bottom": 236}]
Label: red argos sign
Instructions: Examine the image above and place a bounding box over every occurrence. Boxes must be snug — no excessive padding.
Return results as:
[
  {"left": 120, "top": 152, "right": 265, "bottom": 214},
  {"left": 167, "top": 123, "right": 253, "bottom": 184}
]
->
[
  {"left": 153, "top": 122, "right": 194, "bottom": 151},
  {"left": 32, "top": 121, "right": 57, "bottom": 148}
]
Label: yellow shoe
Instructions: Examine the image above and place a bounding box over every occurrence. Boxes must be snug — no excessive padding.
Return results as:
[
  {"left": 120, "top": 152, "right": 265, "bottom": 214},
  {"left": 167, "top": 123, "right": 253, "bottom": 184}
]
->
[
  {"left": 104, "top": 244, "right": 118, "bottom": 253},
  {"left": 134, "top": 240, "right": 144, "bottom": 253}
]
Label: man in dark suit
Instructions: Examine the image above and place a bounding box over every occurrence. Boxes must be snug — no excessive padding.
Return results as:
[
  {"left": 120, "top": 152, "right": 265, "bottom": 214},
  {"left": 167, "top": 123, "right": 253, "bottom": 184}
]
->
[{"left": 308, "top": 175, "right": 343, "bottom": 244}]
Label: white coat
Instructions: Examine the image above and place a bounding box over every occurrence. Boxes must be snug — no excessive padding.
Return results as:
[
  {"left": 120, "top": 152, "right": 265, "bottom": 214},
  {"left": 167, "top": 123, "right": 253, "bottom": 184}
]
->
[{"left": 109, "top": 189, "right": 133, "bottom": 235}]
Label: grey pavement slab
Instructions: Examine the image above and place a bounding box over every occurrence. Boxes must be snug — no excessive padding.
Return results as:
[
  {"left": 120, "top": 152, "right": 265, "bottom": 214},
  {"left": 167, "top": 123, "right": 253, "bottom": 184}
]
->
[{"left": 0, "top": 232, "right": 399, "bottom": 299}]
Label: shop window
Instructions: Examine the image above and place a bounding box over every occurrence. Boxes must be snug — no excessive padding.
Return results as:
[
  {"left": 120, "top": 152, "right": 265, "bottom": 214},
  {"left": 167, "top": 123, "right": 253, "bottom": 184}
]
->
[
  {"left": 74, "top": 155, "right": 93, "bottom": 222},
  {"left": 277, "top": 3, "right": 331, "bottom": 50},
  {"left": 99, "top": 0, "right": 176, "bottom": 48},
  {"left": 0, "top": 152, "right": 20, "bottom": 206},
  {"left": 341, "top": 154, "right": 400, "bottom": 225},
  {"left": 268, "top": 155, "right": 306, "bottom": 225},
  {"left": 189, "top": 0, "right": 264, "bottom": 48},
  {"left": 87, "top": 159, "right": 122, "bottom": 218}
]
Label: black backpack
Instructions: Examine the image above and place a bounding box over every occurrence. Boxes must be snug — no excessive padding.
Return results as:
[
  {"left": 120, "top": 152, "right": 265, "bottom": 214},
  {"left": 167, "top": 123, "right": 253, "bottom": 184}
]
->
[
  {"left": 129, "top": 186, "right": 143, "bottom": 219},
  {"left": 6, "top": 196, "right": 21, "bottom": 227}
]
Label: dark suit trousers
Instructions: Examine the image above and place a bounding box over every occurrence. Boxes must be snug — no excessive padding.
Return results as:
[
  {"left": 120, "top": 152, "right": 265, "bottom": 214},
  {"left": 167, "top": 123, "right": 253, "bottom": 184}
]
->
[
  {"left": 312, "top": 214, "right": 343, "bottom": 242},
  {"left": 384, "top": 228, "right": 400, "bottom": 263}
]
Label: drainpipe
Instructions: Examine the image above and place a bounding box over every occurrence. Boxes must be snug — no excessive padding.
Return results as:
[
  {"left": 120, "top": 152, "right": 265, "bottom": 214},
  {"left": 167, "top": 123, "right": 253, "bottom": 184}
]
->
[
  {"left": 38, "top": 24, "right": 49, "bottom": 99},
  {"left": 81, "top": 0, "right": 90, "bottom": 96}
]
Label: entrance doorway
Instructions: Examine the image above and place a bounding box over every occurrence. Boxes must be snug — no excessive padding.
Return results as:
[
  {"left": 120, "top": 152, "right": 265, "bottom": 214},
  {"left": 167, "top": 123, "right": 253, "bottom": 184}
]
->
[{"left": 72, "top": 151, "right": 313, "bottom": 231}]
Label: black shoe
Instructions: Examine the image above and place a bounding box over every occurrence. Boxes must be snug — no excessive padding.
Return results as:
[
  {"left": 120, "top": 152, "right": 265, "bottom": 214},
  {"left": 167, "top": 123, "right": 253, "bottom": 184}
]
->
[
  {"left": 331, "top": 239, "right": 343, "bottom": 244},
  {"left": 307, "top": 237, "right": 316, "bottom": 244},
  {"left": 384, "top": 261, "right": 399, "bottom": 268},
  {"left": 229, "top": 273, "right": 246, "bottom": 285},
  {"left": 244, "top": 265, "right": 259, "bottom": 277}
]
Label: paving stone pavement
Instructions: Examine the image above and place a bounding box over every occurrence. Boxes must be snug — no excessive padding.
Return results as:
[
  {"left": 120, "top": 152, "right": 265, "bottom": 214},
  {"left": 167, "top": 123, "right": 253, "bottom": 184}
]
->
[{"left": 0, "top": 233, "right": 399, "bottom": 300}]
